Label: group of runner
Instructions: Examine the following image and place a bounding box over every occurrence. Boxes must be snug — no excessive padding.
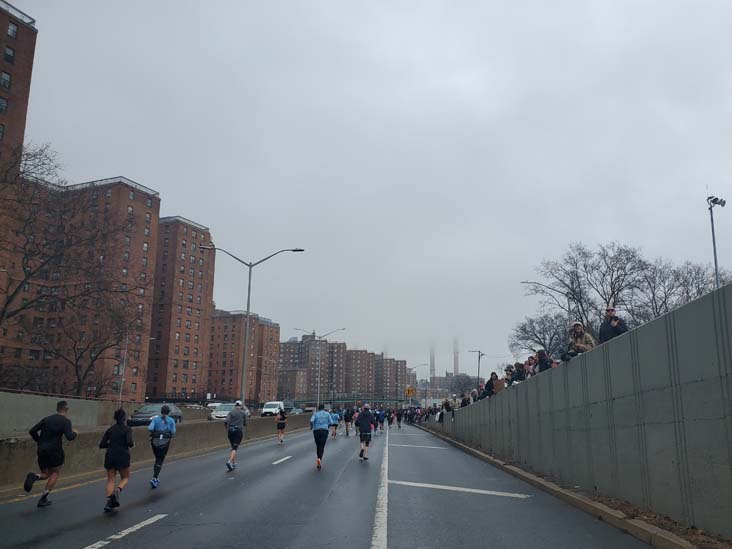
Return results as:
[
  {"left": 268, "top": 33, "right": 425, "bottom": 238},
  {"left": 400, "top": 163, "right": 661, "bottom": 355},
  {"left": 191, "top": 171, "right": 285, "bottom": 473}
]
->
[
  {"left": 22, "top": 399, "right": 410, "bottom": 510},
  {"left": 309, "top": 402, "right": 382, "bottom": 469}
]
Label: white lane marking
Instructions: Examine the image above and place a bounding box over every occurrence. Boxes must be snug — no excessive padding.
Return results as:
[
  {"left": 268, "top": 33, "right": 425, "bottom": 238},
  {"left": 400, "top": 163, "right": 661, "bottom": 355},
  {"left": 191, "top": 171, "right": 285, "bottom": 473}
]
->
[
  {"left": 371, "top": 427, "right": 389, "bottom": 549},
  {"left": 82, "top": 514, "right": 168, "bottom": 549},
  {"left": 389, "top": 444, "right": 448, "bottom": 449},
  {"left": 107, "top": 514, "right": 168, "bottom": 539},
  {"left": 272, "top": 456, "right": 292, "bottom": 465},
  {"left": 389, "top": 480, "right": 531, "bottom": 499}
]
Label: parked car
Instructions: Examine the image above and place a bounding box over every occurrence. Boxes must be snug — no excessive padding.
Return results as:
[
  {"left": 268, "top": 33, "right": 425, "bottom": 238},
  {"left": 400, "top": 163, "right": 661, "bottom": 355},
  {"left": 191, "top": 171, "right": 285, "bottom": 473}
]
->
[
  {"left": 209, "top": 403, "right": 251, "bottom": 421},
  {"left": 261, "top": 401, "right": 285, "bottom": 417},
  {"left": 290, "top": 408, "right": 303, "bottom": 415},
  {"left": 127, "top": 403, "right": 183, "bottom": 426}
]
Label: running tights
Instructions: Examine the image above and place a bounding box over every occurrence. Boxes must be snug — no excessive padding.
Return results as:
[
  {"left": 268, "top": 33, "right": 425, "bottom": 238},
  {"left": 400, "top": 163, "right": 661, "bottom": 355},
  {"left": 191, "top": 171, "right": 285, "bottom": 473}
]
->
[
  {"left": 152, "top": 444, "right": 170, "bottom": 478},
  {"left": 313, "top": 429, "right": 328, "bottom": 459}
]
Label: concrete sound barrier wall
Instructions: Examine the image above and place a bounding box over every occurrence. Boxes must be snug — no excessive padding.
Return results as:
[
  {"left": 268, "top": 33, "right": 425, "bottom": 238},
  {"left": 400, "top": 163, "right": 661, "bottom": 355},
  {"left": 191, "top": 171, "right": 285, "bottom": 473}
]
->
[
  {"left": 429, "top": 284, "right": 732, "bottom": 540},
  {"left": 0, "top": 414, "right": 312, "bottom": 489}
]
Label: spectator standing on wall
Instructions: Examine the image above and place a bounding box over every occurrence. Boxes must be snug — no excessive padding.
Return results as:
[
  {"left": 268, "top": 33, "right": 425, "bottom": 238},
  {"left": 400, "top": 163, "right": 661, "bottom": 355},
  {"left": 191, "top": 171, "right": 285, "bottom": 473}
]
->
[
  {"left": 536, "top": 350, "right": 553, "bottom": 373},
  {"left": 562, "top": 322, "right": 595, "bottom": 361},
  {"left": 485, "top": 372, "right": 499, "bottom": 397},
  {"left": 599, "top": 306, "right": 629, "bottom": 344},
  {"left": 460, "top": 394, "right": 470, "bottom": 408},
  {"left": 511, "top": 362, "right": 527, "bottom": 384}
]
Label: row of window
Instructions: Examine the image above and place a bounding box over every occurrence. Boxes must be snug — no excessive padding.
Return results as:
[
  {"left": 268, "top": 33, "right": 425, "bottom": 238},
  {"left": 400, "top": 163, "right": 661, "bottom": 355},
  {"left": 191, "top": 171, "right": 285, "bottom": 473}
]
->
[
  {"left": 163, "top": 238, "right": 202, "bottom": 252},
  {"left": 163, "top": 224, "right": 205, "bottom": 241},
  {"left": 171, "top": 373, "right": 196, "bottom": 384},
  {"left": 174, "top": 332, "right": 199, "bottom": 344}
]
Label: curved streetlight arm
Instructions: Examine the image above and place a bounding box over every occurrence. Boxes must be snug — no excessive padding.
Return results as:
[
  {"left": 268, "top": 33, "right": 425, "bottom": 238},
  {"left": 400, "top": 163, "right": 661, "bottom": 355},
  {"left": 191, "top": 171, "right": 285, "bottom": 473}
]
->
[
  {"left": 201, "top": 246, "right": 251, "bottom": 267},
  {"left": 320, "top": 328, "right": 346, "bottom": 339},
  {"left": 201, "top": 246, "right": 304, "bottom": 268},
  {"left": 253, "top": 248, "right": 303, "bottom": 268}
]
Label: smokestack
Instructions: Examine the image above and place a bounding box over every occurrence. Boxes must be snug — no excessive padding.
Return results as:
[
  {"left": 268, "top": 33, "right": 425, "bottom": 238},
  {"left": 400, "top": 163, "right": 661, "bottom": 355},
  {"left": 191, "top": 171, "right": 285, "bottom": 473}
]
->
[
  {"left": 453, "top": 338, "right": 459, "bottom": 375},
  {"left": 429, "top": 346, "right": 436, "bottom": 383}
]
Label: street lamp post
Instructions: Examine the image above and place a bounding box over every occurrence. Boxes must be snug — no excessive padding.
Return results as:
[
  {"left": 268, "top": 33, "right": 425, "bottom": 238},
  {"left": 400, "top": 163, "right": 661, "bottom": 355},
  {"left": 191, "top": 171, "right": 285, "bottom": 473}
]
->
[
  {"left": 295, "top": 327, "right": 346, "bottom": 408},
  {"left": 118, "top": 336, "right": 155, "bottom": 404},
  {"left": 469, "top": 350, "right": 485, "bottom": 392},
  {"left": 707, "top": 196, "right": 726, "bottom": 289},
  {"left": 201, "top": 246, "right": 304, "bottom": 404}
]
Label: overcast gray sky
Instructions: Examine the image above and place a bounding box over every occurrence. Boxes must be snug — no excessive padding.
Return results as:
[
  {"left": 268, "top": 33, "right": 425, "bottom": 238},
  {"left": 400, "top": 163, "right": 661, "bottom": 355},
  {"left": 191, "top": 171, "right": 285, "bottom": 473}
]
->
[{"left": 17, "top": 0, "right": 732, "bottom": 380}]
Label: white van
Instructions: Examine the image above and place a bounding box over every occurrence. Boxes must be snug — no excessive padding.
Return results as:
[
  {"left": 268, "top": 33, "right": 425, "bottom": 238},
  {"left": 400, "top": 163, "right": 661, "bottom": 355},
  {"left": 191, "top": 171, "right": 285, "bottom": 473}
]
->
[{"left": 261, "top": 401, "right": 285, "bottom": 417}]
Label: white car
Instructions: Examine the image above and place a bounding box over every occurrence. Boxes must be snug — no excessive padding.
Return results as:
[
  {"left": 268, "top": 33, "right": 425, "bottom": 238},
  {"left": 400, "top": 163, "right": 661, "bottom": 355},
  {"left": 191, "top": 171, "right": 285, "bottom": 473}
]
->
[
  {"left": 261, "top": 401, "right": 285, "bottom": 417},
  {"left": 209, "top": 403, "right": 251, "bottom": 420}
]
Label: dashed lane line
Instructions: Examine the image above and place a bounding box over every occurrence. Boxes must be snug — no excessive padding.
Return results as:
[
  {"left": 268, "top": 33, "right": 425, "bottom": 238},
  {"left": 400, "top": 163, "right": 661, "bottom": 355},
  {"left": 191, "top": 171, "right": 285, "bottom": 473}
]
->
[
  {"left": 388, "top": 480, "right": 531, "bottom": 499},
  {"left": 389, "top": 444, "right": 448, "bottom": 449},
  {"left": 272, "top": 456, "right": 292, "bottom": 465},
  {"left": 81, "top": 514, "right": 168, "bottom": 549}
]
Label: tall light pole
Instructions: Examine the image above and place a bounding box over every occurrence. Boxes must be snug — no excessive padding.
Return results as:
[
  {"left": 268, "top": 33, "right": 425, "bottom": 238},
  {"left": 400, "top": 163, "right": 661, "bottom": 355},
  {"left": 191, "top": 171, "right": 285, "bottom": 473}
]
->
[
  {"left": 707, "top": 196, "right": 726, "bottom": 289},
  {"left": 118, "top": 336, "right": 155, "bottom": 404},
  {"left": 201, "top": 246, "right": 304, "bottom": 404},
  {"left": 469, "top": 350, "right": 485, "bottom": 391},
  {"left": 295, "top": 327, "right": 346, "bottom": 408}
]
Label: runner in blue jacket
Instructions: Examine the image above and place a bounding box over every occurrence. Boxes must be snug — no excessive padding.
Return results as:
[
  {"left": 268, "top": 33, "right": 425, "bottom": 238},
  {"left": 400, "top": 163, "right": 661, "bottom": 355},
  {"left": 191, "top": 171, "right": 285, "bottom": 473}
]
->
[{"left": 310, "top": 404, "right": 331, "bottom": 470}]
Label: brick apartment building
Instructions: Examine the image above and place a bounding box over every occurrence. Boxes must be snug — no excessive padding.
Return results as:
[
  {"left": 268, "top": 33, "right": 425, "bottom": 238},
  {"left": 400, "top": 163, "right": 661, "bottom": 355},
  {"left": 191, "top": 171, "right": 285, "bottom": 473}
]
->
[
  {"left": 406, "top": 367, "right": 417, "bottom": 389},
  {"left": 345, "top": 349, "right": 375, "bottom": 398},
  {"left": 0, "top": 176, "right": 161, "bottom": 402},
  {"left": 147, "top": 217, "right": 215, "bottom": 400},
  {"left": 208, "top": 310, "right": 280, "bottom": 405},
  {"left": 277, "top": 338, "right": 307, "bottom": 401},
  {"left": 0, "top": 1, "right": 35, "bottom": 159}
]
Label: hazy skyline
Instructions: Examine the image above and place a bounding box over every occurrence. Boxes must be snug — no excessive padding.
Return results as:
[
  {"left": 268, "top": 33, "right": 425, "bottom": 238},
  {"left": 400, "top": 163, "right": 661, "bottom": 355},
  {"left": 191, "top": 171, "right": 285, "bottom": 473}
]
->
[{"left": 17, "top": 1, "right": 732, "bottom": 380}]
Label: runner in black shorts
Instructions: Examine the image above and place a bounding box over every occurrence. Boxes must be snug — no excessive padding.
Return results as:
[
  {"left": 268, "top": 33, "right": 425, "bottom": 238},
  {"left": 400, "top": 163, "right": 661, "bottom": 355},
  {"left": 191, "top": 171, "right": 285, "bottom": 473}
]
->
[
  {"left": 275, "top": 408, "right": 287, "bottom": 444},
  {"left": 225, "top": 400, "right": 246, "bottom": 471},
  {"left": 25, "top": 400, "right": 78, "bottom": 508},
  {"left": 355, "top": 404, "right": 376, "bottom": 461},
  {"left": 99, "top": 409, "right": 134, "bottom": 512},
  {"left": 343, "top": 408, "right": 354, "bottom": 437}
]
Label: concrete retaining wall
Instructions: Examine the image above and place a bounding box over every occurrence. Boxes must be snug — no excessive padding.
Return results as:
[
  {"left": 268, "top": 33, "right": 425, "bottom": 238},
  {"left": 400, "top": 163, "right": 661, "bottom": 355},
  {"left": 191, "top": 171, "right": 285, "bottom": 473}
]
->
[
  {"left": 0, "top": 414, "right": 311, "bottom": 489},
  {"left": 0, "top": 392, "right": 211, "bottom": 436},
  {"left": 428, "top": 284, "right": 732, "bottom": 540}
]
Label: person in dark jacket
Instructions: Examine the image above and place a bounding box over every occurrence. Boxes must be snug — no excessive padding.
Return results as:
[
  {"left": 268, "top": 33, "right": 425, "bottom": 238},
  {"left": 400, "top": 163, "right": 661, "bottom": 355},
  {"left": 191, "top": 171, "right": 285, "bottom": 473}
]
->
[
  {"left": 99, "top": 409, "right": 134, "bottom": 512},
  {"left": 355, "top": 404, "right": 377, "bottom": 460},
  {"left": 537, "top": 350, "right": 553, "bottom": 373},
  {"left": 24, "top": 400, "right": 78, "bottom": 508},
  {"left": 485, "top": 372, "right": 499, "bottom": 396},
  {"left": 460, "top": 394, "right": 470, "bottom": 408},
  {"left": 511, "top": 363, "right": 527, "bottom": 384},
  {"left": 599, "top": 306, "right": 629, "bottom": 344}
]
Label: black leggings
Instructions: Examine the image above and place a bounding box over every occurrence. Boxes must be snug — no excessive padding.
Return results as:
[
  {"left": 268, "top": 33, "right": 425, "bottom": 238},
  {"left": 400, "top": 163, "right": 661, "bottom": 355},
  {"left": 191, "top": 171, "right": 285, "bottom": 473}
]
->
[
  {"left": 152, "top": 443, "right": 170, "bottom": 478},
  {"left": 313, "top": 429, "right": 328, "bottom": 459}
]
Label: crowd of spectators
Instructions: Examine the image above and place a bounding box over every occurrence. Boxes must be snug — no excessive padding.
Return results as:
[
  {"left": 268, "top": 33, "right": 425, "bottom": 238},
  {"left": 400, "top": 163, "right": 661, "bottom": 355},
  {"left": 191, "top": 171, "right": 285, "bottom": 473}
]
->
[{"left": 428, "top": 306, "right": 630, "bottom": 419}]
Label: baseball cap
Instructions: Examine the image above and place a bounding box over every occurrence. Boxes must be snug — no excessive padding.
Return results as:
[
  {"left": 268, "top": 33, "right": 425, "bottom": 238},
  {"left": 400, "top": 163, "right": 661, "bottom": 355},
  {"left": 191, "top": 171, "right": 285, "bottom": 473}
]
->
[
  {"left": 363, "top": 403, "right": 370, "bottom": 409},
  {"left": 234, "top": 400, "right": 242, "bottom": 406}
]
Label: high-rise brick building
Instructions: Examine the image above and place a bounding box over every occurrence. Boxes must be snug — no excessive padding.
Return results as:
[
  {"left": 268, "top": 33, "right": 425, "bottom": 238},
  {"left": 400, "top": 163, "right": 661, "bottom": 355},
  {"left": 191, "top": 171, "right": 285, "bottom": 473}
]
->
[
  {"left": 0, "top": 176, "right": 161, "bottom": 403},
  {"left": 326, "top": 341, "right": 347, "bottom": 401},
  {"left": 395, "top": 359, "right": 407, "bottom": 401},
  {"left": 0, "top": 1, "right": 36, "bottom": 158},
  {"left": 406, "top": 367, "right": 417, "bottom": 389},
  {"left": 208, "top": 310, "right": 279, "bottom": 404},
  {"left": 345, "top": 349, "right": 374, "bottom": 398},
  {"left": 375, "top": 355, "right": 398, "bottom": 401},
  {"left": 147, "top": 217, "right": 215, "bottom": 400},
  {"left": 277, "top": 338, "right": 307, "bottom": 401}
]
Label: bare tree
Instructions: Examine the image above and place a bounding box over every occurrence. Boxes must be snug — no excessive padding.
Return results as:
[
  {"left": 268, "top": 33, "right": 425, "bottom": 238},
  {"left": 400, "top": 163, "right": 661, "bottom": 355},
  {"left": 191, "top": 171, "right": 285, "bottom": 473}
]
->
[
  {"left": 26, "top": 296, "right": 137, "bottom": 397},
  {"left": 509, "top": 312, "right": 568, "bottom": 358},
  {"left": 449, "top": 373, "right": 475, "bottom": 396},
  {"left": 0, "top": 144, "right": 134, "bottom": 329},
  {"left": 519, "top": 243, "right": 725, "bottom": 351}
]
